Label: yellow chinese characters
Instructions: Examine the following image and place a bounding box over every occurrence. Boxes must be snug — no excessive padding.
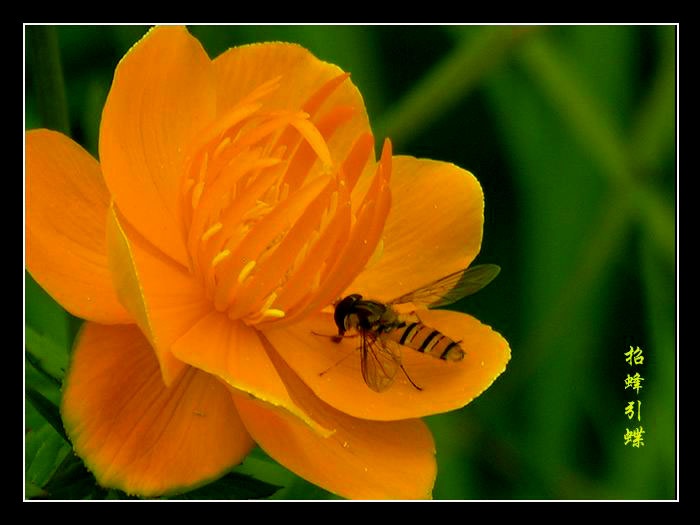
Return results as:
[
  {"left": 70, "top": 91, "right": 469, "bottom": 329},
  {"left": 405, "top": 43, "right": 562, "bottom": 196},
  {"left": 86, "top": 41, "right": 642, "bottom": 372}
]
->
[
  {"left": 624, "top": 345, "right": 644, "bottom": 366},
  {"left": 623, "top": 346, "right": 645, "bottom": 448},
  {"left": 624, "top": 372, "right": 644, "bottom": 395},
  {"left": 623, "top": 426, "right": 645, "bottom": 448}
]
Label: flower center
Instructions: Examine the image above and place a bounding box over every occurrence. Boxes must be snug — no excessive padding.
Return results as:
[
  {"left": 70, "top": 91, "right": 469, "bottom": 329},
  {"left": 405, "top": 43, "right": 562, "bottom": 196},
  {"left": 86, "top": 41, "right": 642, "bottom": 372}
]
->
[{"left": 179, "top": 75, "right": 392, "bottom": 327}]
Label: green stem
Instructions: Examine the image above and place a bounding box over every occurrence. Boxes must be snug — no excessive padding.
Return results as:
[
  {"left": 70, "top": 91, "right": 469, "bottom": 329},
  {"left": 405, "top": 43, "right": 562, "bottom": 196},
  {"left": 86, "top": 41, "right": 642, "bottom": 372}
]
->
[{"left": 26, "top": 25, "right": 70, "bottom": 134}]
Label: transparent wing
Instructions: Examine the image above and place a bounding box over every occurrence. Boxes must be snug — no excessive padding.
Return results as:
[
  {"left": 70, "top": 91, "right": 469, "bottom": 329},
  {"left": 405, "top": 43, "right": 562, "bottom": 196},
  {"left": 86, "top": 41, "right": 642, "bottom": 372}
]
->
[
  {"left": 360, "top": 331, "right": 402, "bottom": 393},
  {"left": 388, "top": 264, "right": 501, "bottom": 309}
]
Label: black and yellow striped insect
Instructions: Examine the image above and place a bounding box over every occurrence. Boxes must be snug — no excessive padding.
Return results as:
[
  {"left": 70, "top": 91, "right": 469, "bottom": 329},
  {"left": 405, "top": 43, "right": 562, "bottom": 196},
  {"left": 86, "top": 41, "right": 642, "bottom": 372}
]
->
[{"left": 330, "top": 264, "right": 501, "bottom": 392}]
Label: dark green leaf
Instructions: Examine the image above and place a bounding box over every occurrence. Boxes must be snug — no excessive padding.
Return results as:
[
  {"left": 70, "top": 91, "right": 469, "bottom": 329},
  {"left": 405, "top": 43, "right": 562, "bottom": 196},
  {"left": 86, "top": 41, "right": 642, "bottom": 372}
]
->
[
  {"left": 25, "top": 424, "right": 72, "bottom": 488},
  {"left": 25, "top": 272, "right": 77, "bottom": 357},
  {"left": 26, "top": 351, "right": 63, "bottom": 388},
  {"left": 26, "top": 387, "right": 68, "bottom": 443},
  {"left": 42, "top": 453, "right": 109, "bottom": 500},
  {"left": 166, "top": 472, "right": 281, "bottom": 500},
  {"left": 26, "top": 25, "right": 70, "bottom": 134}
]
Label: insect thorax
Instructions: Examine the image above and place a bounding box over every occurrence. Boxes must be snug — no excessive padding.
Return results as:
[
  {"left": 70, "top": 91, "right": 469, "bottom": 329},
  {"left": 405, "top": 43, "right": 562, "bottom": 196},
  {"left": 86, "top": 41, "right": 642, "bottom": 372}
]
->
[{"left": 336, "top": 296, "right": 401, "bottom": 335}]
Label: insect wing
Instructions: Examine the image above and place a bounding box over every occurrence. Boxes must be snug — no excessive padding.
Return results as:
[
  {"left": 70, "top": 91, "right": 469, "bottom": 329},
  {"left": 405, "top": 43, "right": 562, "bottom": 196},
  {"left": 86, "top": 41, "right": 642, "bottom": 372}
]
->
[
  {"left": 360, "top": 331, "right": 401, "bottom": 393},
  {"left": 388, "top": 264, "right": 501, "bottom": 309}
]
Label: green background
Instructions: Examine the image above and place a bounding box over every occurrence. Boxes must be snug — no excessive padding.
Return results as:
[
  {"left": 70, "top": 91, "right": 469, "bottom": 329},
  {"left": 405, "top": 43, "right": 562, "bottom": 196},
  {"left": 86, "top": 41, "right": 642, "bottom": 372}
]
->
[{"left": 25, "top": 24, "right": 677, "bottom": 500}]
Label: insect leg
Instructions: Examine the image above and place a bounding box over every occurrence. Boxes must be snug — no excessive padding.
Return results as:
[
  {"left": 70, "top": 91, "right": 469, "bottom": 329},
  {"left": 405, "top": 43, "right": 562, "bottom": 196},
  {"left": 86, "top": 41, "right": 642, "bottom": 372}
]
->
[
  {"left": 400, "top": 364, "right": 423, "bottom": 391},
  {"left": 311, "top": 331, "right": 360, "bottom": 343}
]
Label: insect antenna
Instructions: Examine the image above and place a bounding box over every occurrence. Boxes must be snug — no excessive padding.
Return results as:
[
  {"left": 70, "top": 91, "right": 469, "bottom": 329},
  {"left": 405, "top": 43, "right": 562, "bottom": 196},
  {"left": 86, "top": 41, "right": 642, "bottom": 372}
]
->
[
  {"left": 319, "top": 350, "right": 356, "bottom": 377},
  {"left": 312, "top": 330, "right": 362, "bottom": 377}
]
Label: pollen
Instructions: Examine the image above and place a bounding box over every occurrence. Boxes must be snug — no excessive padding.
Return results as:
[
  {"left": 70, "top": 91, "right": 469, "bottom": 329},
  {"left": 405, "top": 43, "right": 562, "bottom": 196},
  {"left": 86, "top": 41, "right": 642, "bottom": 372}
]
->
[
  {"left": 238, "top": 260, "right": 256, "bottom": 283},
  {"left": 211, "top": 249, "right": 231, "bottom": 268},
  {"left": 201, "top": 222, "right": 223, "bottom": 242},
  {"left": 262, "top": 308, "right": 286, "bottom": 319}
]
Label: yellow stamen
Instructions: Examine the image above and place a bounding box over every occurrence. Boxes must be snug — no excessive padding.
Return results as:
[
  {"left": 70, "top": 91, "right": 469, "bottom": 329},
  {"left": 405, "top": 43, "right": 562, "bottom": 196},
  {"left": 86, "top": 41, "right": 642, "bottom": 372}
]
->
[
  {"left": 198, "top": 152, "right": 209, "bottom": 182},
  {"left": 320, "top": 191, "right": 338, "bottom": 231},
  {"left": 238, "top": 260, "right": 256, "bottom": 283},
  {"left": 259, "top": 292, "right": 278, "bottom": 312},
  {"left": 191, "top": 180, "right": 205, "bottom": 210},
  {"left": 182, "top": 177, "right": 195, "bottom": 194},
  {"left": 213, "top": 136, "right": 231, "bottom": 160},
  {"left": 262, "top": 308, "right": 286, "bottom": 319},
  {"left": 211, "top": 249, "right": 231, "bottom": 268},
  {"left": 278, "top": 182, "right": 290, "bottom": 202},
  {"left": 289, "top": 113, "right": 333, "bottom": 168},
  {"left": 328, "top": 190, "right": 339, "bottom": 217},
  {"left": 201, "top": 222, "right": 223, "bottom": 242}
]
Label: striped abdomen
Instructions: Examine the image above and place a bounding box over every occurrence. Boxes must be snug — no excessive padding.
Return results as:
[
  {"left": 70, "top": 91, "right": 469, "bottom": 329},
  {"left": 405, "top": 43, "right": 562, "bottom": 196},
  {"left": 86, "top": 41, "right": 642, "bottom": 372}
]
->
[{"left": 389, "top": 322, "right": 464, "bottom": 361}]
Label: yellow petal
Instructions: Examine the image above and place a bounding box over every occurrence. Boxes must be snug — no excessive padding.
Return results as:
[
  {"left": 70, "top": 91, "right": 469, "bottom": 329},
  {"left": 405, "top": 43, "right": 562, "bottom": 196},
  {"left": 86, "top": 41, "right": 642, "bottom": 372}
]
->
[
  {"left": 61, "top": 323, "right": 253, "bottom": 497},
  {"left": 233, "top": 341, "right": 436, "bottom": 499},
  {"left": 262, "top": 309, "right": 510, "bottom": 421},
  {"left": 99, "top": 26, "right": 216, "bottom": 267},
  {"left": 350, "top": 156, "right": 485, "bottom": 302},
  {"left": 26, "top": 129, "right": 131, "bottom": 324}
]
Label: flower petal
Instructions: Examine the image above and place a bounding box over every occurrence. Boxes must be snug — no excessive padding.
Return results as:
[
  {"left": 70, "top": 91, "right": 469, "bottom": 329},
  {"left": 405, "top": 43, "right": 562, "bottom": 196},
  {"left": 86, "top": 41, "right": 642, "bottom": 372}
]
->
[
  {"left": 106, "top": 204, "right": 211, "bottom": 386},
  {"left": 262, "top": 309, "right": 510, "bottom": 421},
  {"left": 61, "top": 323, "right": 253, "bottom": 497},
  {"left": 170, "top": 311, "right": 334, "bottom": 438},
  {"left": 232, "top": 342, "right": 436, "bottom": 499},
  {"left": 350, "top": 156, "right": 485, "bottom": 302},
  {"left": 26, "top": 129, "right": 131, "bottom": 324},
  {"left": 213, "top": 42, "right": 372, "bottom": 169},
  {"left": 99, "top": 26, "right": 216, "bottom": 267}
]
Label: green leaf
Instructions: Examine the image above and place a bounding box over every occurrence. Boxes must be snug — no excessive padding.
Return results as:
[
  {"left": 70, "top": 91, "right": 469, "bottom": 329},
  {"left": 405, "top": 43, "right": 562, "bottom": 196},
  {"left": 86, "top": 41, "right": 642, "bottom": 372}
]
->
[
  {"left": 42, "top": 453, "right": 110, "bottom": 500},
  {"left": 25, "top": 330, "right": 66, "bottom": 387},
  {"left": 25, "top": 272, "right": 79, "bottom": 356},
  {"left": 25, "top": 481, "right": 48, "bottom": 499},
  {"left": 25, "top": 424, "right": 72, "bottom": 489},
  {"left": 26, "top": 25, "right": 70, "bottom": 134},
  {"left": 165, "top": 472, "right": 281, "bottom": 500},
  {"left": 26, "top": 387, "right": 68, "bottom": 443}
]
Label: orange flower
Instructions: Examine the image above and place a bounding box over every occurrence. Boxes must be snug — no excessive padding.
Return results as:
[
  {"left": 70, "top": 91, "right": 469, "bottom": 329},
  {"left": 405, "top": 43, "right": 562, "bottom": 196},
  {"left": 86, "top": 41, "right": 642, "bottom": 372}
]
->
[{"left": 26, "top": 26, "right": 510, "bottom": 499}]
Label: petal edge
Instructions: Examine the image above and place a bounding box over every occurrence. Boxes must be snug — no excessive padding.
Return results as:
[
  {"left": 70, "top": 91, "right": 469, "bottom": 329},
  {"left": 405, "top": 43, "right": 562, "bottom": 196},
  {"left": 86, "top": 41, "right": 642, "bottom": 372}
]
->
[{"left": 99, "top": 25, "right": 217, "bottom": 267}]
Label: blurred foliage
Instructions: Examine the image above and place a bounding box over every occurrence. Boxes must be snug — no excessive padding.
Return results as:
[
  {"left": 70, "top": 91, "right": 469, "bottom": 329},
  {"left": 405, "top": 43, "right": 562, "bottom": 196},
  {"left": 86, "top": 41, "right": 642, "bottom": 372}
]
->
[{"left": 25, "top": 24, "right": 676, "bottom": 500}]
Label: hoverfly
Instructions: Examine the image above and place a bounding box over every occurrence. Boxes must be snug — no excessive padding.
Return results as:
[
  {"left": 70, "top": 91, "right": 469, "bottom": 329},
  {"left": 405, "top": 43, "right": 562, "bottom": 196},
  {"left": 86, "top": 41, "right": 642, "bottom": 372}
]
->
[{"left": 327, "top": 264, "right": 501, "bottom": 393}]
